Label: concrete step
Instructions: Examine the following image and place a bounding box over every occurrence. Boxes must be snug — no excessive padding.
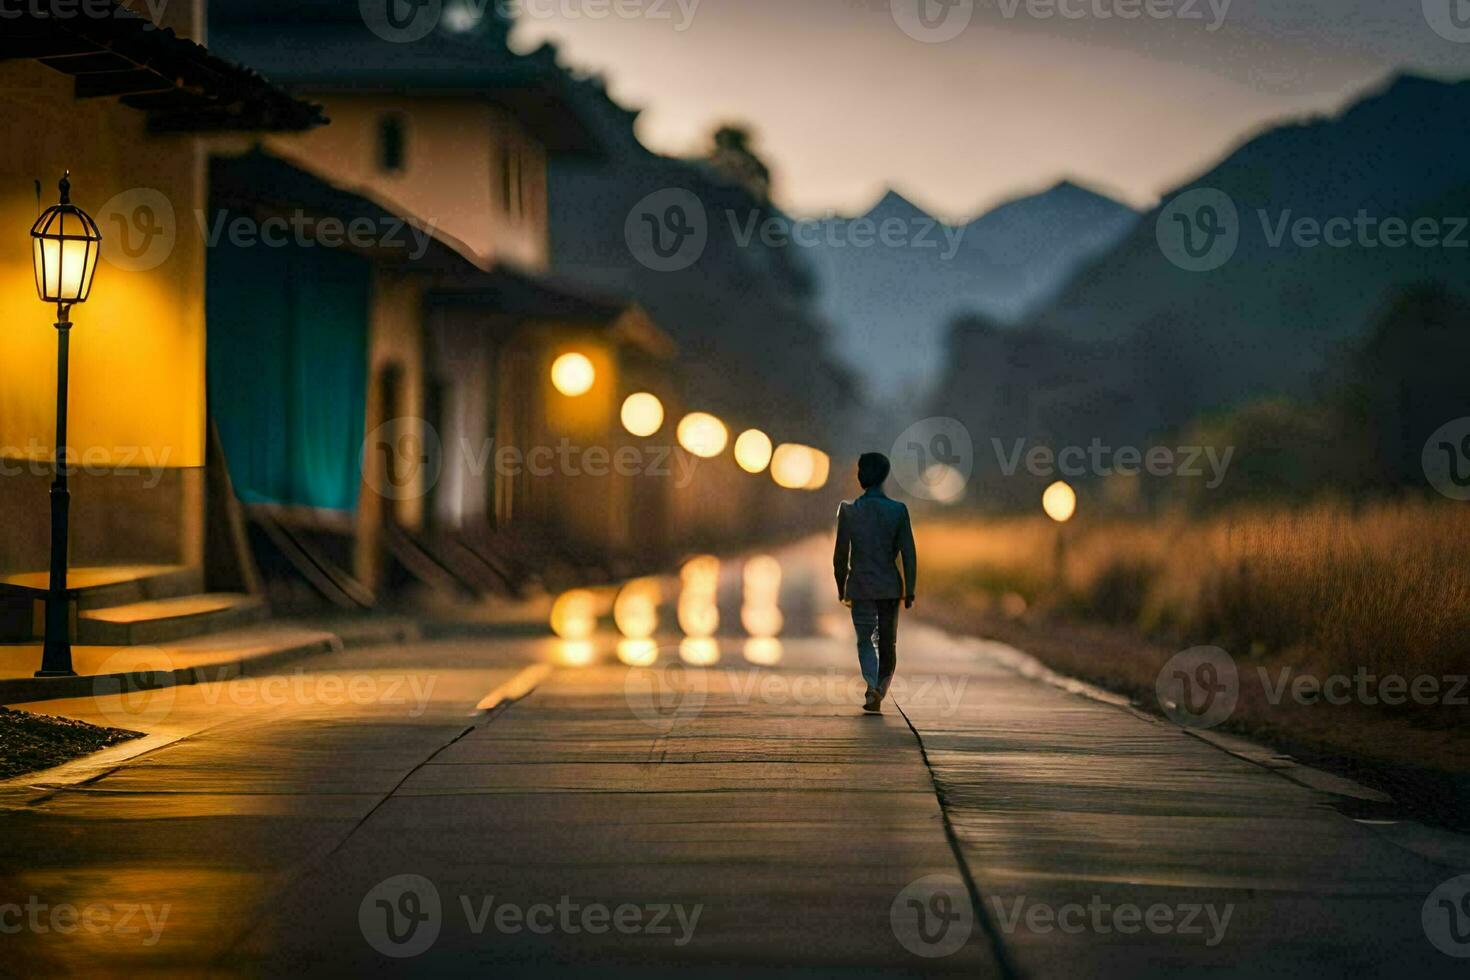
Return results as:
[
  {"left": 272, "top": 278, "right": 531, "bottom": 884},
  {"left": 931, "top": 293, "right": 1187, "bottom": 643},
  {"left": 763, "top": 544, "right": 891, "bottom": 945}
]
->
[
  {"left": 77, "top": 593, "right": 267, "bottom": 646},
  {"left": 0, "top": 565, "right": 203, "bottom": 612},
  {"left": 0, "top": 624, "right": 342, "bottom": 707}
]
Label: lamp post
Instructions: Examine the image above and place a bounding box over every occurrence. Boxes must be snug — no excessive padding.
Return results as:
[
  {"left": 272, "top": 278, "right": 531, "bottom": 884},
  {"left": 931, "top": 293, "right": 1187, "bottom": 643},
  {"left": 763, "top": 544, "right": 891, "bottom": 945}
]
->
[
  {"left": 1042, "top": 480, "right": 1077, "bottom": 597},
  {"left": 29, "top": 172, "right": 102, "bottom": 677}
]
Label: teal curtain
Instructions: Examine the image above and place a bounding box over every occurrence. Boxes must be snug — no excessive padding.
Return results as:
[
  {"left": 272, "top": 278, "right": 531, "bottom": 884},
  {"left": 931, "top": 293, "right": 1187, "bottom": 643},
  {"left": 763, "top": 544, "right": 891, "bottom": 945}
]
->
[{"left": 207, "top": 239, "right": 371, "bottom": 513}]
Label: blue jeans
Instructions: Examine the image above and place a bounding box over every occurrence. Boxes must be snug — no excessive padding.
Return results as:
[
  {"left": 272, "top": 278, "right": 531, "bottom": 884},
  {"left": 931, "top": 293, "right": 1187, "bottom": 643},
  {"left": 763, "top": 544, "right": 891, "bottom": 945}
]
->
[{"left": 850, "top": 599, "right": 900, "bottom": 691}]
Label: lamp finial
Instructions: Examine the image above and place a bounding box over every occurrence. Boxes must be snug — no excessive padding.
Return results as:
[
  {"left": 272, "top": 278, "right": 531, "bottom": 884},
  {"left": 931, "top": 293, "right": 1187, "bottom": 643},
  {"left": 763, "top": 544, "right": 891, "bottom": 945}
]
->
[{"left": 58, "top": 171, "right": 71, "bottom": 205}]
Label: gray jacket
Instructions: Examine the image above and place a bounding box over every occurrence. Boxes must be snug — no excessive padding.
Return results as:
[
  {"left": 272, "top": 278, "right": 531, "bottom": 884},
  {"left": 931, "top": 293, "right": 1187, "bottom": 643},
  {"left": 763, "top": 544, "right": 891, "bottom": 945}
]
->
[{"left": 833, "top": 487, "right": 917, "bottom": 601}]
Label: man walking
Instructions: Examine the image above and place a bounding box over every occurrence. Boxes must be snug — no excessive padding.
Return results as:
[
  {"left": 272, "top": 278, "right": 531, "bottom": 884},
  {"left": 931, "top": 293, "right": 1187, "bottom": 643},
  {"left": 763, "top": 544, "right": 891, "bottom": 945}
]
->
[{"left": 833, "top": 452, "right": 917, "bottom": 713}]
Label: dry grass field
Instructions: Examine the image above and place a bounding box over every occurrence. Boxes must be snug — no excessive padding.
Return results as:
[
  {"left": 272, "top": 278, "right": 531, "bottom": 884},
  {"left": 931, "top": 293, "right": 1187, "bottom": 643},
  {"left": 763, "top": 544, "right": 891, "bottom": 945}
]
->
[{"left": 914, "top": 499, "right": 1470, "bottom": 787}]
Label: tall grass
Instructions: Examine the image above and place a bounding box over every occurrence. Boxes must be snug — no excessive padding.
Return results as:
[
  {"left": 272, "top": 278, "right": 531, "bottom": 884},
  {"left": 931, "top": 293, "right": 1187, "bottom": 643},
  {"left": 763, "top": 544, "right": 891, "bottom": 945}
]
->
[{"left": 918, "top": 500, "right": 1470, "bottom": 680}]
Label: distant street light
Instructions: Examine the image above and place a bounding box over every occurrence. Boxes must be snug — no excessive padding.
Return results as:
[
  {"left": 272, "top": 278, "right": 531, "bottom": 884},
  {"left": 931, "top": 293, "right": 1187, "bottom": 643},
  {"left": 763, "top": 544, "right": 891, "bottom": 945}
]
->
[
  {"left": 1042, "top": 480, "right": 1077, "bottom": 523},
  {"left": 620, "top": 391, "right": 664, "bottom": 437},
  {"left": 803, "top": 449, "right": 831, "bottom": 490},
  {"left": 29, "top": 173, "right": 102, "bottom": 678},
  {"left": 1042, "top": 480, "right": 1076, "bottom": 596},
  {"left": 771, "top": 443, "right": 825, "bottom": 490},
  {"left": 550, "top": 351, "right": 595, "bottom": 397},
  {"left": 676, "top": 412, "right": 728, "bottom": 459},
  {"left": 733, "top": 428, "right": 773, "bottom": 473}
]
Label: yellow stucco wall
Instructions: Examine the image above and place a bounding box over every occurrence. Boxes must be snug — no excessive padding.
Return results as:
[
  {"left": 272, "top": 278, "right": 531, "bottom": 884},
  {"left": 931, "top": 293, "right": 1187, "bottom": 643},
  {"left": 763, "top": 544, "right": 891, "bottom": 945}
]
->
[
  {"left": 265, "top": 96, "right": 549, "bottom": 271},
  {"left": 0, "top": 63, "right": 206, "bottom": 471}
]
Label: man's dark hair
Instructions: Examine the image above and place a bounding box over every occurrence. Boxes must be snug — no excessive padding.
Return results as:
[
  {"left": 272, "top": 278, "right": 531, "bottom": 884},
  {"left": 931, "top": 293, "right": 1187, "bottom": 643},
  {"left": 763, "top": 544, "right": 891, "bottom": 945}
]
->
[{"left": 857, "top": 452, "right": 891, "bottom": 489}]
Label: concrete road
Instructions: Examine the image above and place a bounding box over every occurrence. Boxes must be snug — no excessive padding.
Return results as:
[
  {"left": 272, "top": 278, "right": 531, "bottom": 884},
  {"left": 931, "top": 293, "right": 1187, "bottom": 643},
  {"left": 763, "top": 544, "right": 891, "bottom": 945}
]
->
[{"left": 1, "top": 540, "right": 1467, "bottom": 977}]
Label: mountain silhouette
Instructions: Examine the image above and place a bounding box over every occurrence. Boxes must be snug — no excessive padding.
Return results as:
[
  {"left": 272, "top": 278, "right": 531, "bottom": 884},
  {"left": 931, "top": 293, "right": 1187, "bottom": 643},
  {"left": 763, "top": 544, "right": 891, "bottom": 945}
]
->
[
  {"left": 1007, "top": 72, "right": 1470, "bottom": 442},
  {"left": 804, "top": 181, "right": 1138, "bottom": 407}
]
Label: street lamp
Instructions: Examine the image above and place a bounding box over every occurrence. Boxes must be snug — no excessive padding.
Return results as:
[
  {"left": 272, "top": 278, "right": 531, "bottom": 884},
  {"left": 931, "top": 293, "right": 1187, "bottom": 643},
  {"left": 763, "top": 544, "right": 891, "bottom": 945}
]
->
[
  {"left": 1042, "top": 480, "right": 1076, "bottom": 597},
  {"left": 30, "top": 172, "right": 101, "bottom": 677}
]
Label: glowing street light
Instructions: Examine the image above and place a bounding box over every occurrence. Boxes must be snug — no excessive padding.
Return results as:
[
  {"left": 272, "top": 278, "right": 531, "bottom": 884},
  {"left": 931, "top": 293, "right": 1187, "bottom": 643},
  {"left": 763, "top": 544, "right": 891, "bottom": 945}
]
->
[
  {"left": 550, "top": 351, "right": 595, "bottom": 397},
  {"left": 770, "top": 443, "right": 816, "bottom": 489},
  {"left": 733, "top": 428, "right": 773, "bottom": 473},
  {"left": 803, "top": 449, "right": 831, "bottom": 490},
  {"left": 1042, "top": 480, "right": 1077, "bottom": 523},
  {"left": 613, "top": 577, "right": 661, "bottom": 640},
  {"left": 620, "top": 391, "right": 664, "bottom": 437},
  {"left": 677, "top": 412, "right": 728, "bottom": 458},
  {"left": 550, "top": 588, "right": 598, "bottom": 640},
  {"left": 1043, "top": 480, "right": 1076, "bottom": 595},
  {"left": 29, "top": 172, "right": 102, "bottom": 678}
]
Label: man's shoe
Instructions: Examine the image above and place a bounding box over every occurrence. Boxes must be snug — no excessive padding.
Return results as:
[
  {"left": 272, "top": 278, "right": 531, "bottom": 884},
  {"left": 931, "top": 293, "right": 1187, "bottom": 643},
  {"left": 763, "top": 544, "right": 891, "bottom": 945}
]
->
[
  {"left": 877, "top": 675, "right": 894, "bottom": 703},
  {"left": 863, "top": 688, "right": 882, "bottom": 713}
]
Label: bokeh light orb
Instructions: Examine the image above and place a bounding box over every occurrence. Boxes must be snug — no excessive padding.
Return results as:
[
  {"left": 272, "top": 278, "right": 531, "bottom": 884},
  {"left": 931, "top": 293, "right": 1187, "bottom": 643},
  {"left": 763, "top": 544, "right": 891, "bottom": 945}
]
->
[
  {"left": 770, "top": 444, "right": 816, "bottom": 489},
  {"left": 677, "top": 412, "right": 728, "bottom": 459},
  {"left": 1042, "top": 480, "right": 1077, "bottom": 523},
  {"left": 743, "top": 637, "right": 784, "bottom": 666},
  {"left": 733, "top": 429, "right": 774, "bottom": 473},
  {"left": 804, "top": 449, "right": 831, "bottom": 490},
  {"left": 550, "top": 352, "right": 596, "bottom": 397},
  {"left": 550, "top": 588, "right": 597, "bottom": 640},
  {"left": 620, "top": 392, "right": 664, "bottom": 437},
  {"left": 922, "top": 463, "right": 967, "bottom": 505},
  {"left": 613, "top": 577, "right": 661, "bottom": 640},
  {"left": 679, "top": 637, "right": 720, "bottom": 665}
]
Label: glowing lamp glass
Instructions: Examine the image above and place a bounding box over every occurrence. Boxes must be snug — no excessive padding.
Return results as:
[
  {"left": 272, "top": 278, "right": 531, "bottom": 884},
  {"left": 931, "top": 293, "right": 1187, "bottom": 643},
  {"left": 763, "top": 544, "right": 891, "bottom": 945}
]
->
[
  {"left": 30, "top": 176, "right": 101, "bottom": 307},
  {"left": 550, "top": 588, "right": 598, "bottom": 640},
  {"left": 1042, "top": 481, "right": 1077, "bottom": 523},
  {"left": 770, "top": 444, "right": 815, "bottom": 489},
  {"left": 620, "top": 392, "right": 664, "bottom": 437},
  {"left": 733, "top": 429, "right": 774, "bottom": 473},
  {"left": 677, "top": 412, "right": 728, "bottom": 459},
  {"left": 550, "top": 352, "right": 596, "bottom": 397}
]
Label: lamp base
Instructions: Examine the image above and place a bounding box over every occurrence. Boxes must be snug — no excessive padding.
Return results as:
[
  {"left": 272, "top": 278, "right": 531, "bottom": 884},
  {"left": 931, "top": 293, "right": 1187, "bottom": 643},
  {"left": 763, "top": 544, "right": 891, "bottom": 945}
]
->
[{"left": 34, "top": 669, "right": 78, "bottom": 678}]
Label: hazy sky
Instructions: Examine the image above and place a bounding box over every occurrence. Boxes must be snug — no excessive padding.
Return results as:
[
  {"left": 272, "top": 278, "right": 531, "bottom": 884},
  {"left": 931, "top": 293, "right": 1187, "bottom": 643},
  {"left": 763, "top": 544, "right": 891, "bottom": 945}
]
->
[{"left": 509, "top": 0, "right": 1470, "bottom": 220}]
